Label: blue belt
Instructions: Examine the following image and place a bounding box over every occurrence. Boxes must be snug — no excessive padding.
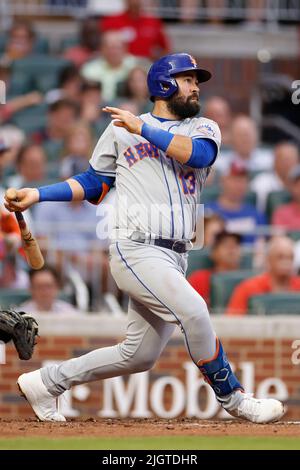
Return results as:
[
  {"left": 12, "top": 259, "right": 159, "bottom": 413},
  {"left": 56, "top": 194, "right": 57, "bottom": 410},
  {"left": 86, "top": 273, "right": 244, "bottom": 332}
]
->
[{"left": 129, "top": 231, "right": 193, "bottom": 254}]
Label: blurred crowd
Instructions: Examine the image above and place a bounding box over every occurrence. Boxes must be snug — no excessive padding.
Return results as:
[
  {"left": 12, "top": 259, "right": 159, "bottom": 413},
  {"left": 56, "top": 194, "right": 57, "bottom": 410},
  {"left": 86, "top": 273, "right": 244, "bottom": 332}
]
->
[{"left": 0, "top": 0, "right": 300, "bottom": 315}]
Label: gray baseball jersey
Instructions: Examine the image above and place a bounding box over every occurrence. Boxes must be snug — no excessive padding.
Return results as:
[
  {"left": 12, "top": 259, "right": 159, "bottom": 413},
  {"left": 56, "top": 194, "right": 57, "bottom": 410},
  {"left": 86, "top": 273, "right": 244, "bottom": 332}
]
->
[
  {"left": 41, "top": 113, "right": 221, "bottom": 397},
  {"left": 90, "top": 113, "right": 221, "bottom": 241}
]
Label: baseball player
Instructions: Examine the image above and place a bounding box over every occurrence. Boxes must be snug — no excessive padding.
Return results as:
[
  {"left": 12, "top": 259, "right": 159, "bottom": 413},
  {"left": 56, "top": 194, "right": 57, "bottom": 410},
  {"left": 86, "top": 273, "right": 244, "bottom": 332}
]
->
[{"left": 5, "top": 53, "right": 284, "bottom": 423}]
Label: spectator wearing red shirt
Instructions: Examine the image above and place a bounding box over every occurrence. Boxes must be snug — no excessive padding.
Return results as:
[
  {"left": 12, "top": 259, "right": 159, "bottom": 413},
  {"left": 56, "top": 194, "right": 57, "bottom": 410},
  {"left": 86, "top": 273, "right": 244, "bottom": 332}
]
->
[
  {"left": 188, "top": 231, "right": 242, "bottom": 306},
  {"left": 226, "top": 236, "right": 300, "bottom": 316},
  {"left": 272, "top": 165, "right": 300, "bottom": 230},
  {"left": 100, "top": 0, "right": 170, "bottom": 60}
]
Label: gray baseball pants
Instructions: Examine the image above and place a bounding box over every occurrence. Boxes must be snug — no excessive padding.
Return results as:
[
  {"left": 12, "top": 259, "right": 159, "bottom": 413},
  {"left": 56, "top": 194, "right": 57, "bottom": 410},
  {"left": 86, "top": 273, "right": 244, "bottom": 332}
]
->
[{"left": 41, "top": 240, "right": 217, "bottom": 396}]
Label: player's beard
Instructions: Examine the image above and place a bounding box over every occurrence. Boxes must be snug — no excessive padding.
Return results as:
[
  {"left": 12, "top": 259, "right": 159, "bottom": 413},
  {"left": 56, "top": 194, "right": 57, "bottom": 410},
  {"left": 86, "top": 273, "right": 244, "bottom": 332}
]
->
[{"left": 167, "top": 91, "right": 200, "bottom": 119}]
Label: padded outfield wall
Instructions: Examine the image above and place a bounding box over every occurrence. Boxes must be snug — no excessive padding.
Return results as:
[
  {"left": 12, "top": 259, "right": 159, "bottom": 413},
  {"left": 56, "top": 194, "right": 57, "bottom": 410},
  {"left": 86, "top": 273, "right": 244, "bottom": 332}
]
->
[{"left": 0, "top": 315, "right": 299, "bottom": 420}]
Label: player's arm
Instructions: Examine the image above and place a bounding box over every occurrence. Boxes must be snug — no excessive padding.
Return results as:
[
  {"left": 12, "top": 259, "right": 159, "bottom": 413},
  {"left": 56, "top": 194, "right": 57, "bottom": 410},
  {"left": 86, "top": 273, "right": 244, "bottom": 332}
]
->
[
  {"left": 103, "top": 106, "right": 217, "bottom": 168},
  {"left": 4, "top": 166, "right": 114, "bottom": 212}
]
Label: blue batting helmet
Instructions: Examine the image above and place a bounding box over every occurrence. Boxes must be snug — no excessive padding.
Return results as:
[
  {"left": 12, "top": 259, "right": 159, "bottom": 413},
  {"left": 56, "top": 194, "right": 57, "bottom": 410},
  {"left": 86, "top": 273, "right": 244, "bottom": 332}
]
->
[{"left": 147, "top": 53, "right": 211, "bottom": 101}]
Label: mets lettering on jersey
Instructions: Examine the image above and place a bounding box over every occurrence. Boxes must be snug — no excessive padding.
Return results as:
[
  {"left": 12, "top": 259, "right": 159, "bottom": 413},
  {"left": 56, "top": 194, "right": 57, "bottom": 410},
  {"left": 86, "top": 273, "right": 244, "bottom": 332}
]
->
[
  {"left": 90, "top": 113, "right": 221, "bottom": 241},
  {"left": 124, "top": 143, "right": 160, "bottom": 167}
]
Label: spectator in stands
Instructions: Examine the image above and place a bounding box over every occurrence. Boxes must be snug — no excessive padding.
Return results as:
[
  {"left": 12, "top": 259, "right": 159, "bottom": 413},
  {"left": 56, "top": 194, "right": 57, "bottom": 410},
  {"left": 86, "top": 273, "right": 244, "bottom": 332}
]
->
[
  {"left": 205, "top": 161, "right": 266, "bottom": 244},
  {"left": 118, "top": 66, "right": 151, "bottom": 114},
  {"left": 215, "top": 115, "right": 273, "bottom": 175},
  {"left": 0, "top": 127, "right": 25, "bottom": 181},
  {"left": 188, "top": 231, "right": 242, "bottom": 306},
  {"left": 226, "top": 236, "right": 300, "bottom": 315},
  {"left": 64, "top": 18, "right": 101, "bottom": 67},
  {"left": 0, "top": 137, "right": 10, "bottom": 186},
  {"left": 101, "top": 0, "right": 170, "bottom": 60},
  {"left": 179, "top": 0, "right": 266, "bottom": 26},
  {"left": 272, "top": 165, "right": 300, "bottom": 230},
  {"left": 251, "top": 141, "right": 299, "bottom": 212},
  {"left": 6, "top": 144, "right": 47, "bottom": 189},
  {"left": 32, "top": 98, "right": 79, "bottom": 146},
  {"left": 60, "top": 121, "right": 94, "bottom": 179},
  {"left": 0, "top": 58, "right": 43, "bottom": 124},
  {"left": 45, "top": 65, "right": 84, "bottom": 105},
  {"left": 19, "top": 266, "right": 79, "bottom": 314},
  {"left": 80, "top": 81, "right": 110, "bottom": 135},
  {"left": 3, "top": 20, "right": 35, "bottom": 61},
  {"left": 0, "top": 141, "right": 24, "bottom": 288},
  {"left": 81, "top": 30, "right": 138, "bottom": 103},
  {"left": 203, "top": 213, "right": 226, "bottom": 248},
  {"left": 204, "top": 96, "right": 232, "bottom": 148}
]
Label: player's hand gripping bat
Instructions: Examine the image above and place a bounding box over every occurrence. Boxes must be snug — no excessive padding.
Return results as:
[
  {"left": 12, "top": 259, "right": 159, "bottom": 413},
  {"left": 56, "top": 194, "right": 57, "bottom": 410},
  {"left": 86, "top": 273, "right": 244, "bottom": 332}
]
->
[{"left": 5, "top": 188, "right": 44, "bottom": 270}]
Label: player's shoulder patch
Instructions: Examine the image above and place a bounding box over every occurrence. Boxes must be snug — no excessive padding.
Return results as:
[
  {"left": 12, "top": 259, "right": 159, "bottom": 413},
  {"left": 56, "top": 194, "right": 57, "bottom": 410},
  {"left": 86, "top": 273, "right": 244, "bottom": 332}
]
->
[{"left": 193, "top": 117, "right": 219, "bottom": 139}]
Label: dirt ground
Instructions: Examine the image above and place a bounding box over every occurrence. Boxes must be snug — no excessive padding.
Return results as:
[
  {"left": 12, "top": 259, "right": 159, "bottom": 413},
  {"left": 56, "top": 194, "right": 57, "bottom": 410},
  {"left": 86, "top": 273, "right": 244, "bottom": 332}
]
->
[{"left": 0, "top": 418, "right": 299, "bottom": 438}]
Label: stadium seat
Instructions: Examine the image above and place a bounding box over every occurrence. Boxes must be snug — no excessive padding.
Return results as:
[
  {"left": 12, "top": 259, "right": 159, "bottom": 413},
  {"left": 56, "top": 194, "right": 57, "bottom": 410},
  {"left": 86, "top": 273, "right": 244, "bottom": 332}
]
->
[
  {"left": 186, "top": 249, "right": 213, "bottom": 276},
  {"left": 10, "top": 103, "right": 48, "bottom": 135},
  {"left": 11, "top": 55, "right": 72, "bottom": 94},
  {"left": 0, "top": 288, "right": 74, "bottom": 310},
  {"left": 210, "top": 270, "right": 256, "bottom": 312},
  {"left": 59, "top": 36, "right": 79, "bottom": 52},
  {"left": 288, "top": 230, "right": 300, "bottom": 242},
  {"left": 8, "top": 74, "right": 33, "bottom": 98},
  {"left": 0, "top": 289, "right": 31, "bottom": 309},
  {"left": 248, "top": 293, "right": 300, "bottom": 315},
  {"left": 0, "top": 34, "right": 49, "bottom": 55},
  {"left": 266, "top": 190, "right": 291, "bottom": 222},
  {"left": 187, "top": 248, "right": 253, "bottom": 277},
  {"left": 43, "top": 140, "right": 64, "bottom": 162},
  {"left": 240, "top": 250, "right": 253, "bottom": 269}
]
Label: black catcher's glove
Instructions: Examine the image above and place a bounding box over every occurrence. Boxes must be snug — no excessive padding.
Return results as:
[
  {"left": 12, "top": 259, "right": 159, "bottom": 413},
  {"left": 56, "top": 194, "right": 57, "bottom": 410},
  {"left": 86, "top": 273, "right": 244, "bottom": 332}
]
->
[{"left": 0, "top": 309, "right": 38, "bottom": 360}]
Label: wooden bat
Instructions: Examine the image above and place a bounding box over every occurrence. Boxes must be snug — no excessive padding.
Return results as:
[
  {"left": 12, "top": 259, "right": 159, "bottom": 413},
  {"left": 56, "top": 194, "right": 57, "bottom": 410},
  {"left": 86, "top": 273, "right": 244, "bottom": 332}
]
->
[{"left": 5, "top": 188, "right": 44, "bottom": 270}]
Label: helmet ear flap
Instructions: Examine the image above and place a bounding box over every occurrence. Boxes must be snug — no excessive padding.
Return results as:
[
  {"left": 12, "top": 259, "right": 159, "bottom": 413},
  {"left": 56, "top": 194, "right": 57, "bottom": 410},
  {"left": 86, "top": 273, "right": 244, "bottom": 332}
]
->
[{"left": 158, "top": 76, "right": 178, "bottom": 98}]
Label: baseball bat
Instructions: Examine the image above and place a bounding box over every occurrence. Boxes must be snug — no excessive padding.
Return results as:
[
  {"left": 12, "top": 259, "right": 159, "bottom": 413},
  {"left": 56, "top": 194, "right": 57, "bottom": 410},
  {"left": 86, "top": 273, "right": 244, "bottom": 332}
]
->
[{"left": 5, "top": 188, "right": 44, "bottom": 270}]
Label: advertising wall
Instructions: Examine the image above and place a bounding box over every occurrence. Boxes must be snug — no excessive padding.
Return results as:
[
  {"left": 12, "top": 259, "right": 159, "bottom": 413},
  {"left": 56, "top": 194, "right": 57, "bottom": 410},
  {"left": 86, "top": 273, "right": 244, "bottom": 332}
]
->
[{"left": 0, "top": 315, "right": 299, "bottom": 420}]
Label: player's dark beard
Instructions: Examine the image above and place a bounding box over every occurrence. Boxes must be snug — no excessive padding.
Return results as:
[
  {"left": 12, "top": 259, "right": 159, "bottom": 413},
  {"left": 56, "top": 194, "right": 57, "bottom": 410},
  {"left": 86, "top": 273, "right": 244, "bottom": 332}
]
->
[{"left": 167, "top": 92, "right": 200, "bottom": 119}]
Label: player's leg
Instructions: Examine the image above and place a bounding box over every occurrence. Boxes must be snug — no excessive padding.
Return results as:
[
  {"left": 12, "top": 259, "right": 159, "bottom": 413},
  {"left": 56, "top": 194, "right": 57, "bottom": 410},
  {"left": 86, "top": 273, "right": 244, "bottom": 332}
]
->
[
  {"left": 17, "top": 297, "right": 175, "bottom": 421},
  {"left": 111, "top": 241, "right": 284, "bottom": 423}
]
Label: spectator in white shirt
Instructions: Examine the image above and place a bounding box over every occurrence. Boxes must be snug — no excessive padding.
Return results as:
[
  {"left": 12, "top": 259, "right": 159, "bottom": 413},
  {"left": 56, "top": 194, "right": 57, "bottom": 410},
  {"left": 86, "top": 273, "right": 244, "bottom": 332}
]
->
[
  {"left": 251, "top": 141, "right": 299, "bottom": 212},
  {"left": 19, "top": 266, "right": 79, "bottom": 314},
  {"left": 215, "top": 115, "right": 274, "bottom": 175}
]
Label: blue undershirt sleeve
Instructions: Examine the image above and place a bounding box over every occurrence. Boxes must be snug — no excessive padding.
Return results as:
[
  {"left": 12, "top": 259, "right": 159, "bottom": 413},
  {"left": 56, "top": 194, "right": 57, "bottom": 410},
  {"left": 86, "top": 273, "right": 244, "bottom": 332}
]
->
[
  {"left": 72, "top": 165, "right": 115, "bottom": 204},
  {"left": 186, "top": 138, "right": 218, "bottom": 168},
  {"left": 38, "top": 165, "right": 115, "bottom": 204}
]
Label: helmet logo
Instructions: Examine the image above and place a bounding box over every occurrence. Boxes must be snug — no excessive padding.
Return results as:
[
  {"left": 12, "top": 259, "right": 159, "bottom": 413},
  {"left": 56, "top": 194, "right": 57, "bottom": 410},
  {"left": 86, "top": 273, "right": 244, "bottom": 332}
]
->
[{"left": 189, "top": 55, "right": 197, "bottom": 68}]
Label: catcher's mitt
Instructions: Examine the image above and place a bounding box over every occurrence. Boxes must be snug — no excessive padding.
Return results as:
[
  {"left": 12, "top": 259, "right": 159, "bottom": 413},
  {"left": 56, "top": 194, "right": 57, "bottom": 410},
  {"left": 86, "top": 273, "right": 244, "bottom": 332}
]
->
[{"left": 0, "top": 309, "right": 38, "bottom": 360}]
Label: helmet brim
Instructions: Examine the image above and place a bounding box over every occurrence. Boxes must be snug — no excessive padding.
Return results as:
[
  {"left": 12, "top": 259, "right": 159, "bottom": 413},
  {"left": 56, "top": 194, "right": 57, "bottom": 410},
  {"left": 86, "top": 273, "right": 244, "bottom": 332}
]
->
[{"left": 170, "top": 67, "right": 211, "bottom": 83}]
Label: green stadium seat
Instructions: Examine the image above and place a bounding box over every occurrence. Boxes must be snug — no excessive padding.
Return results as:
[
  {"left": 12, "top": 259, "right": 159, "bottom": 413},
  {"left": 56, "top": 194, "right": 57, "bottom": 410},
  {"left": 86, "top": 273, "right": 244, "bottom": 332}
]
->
[
  {"left": 240, "top": 251, "right": 253, "bottom": 269},
  {"left": 0, "top": 34, "right": 49, "bottom": 55},
  {"left": 10, "top": 103, "right": 48, "bottom": 135},
  {"left": 210, "top": 270, "right": 256, "bottom": 311},
  {"left": 59, "top": 36, "right": 79, "bottom": 52},
  {"left": 201, "top": 185, "right": 220, "bottom": 204},
  {"left": 266, "top": 190, "right": 291, "bottom": 222},
  {"left": 11, "top": 55, "right": 72, "bottom": 94},
  {"left": 248, "top": 293, "right": 300, "bottom": 315},
  {"left": 187, "top": 248, "right": 253, "bottom": 277},
  {"left": 0, "top": 288, "right": 74, "bottom": 310},
  {"left": 43, "top": 140, "right": 64, "bottom": 162},
  {"left": 7, "top": 74, "right": 33, "bottom": 97},
  {"left": 0, "top": 289, "right": 30, "bottom": 309},
  {"left": 186, "top": 249, "right": 213, "bottom": 277},
  {"left": 288, "top": 231, "right": 300, "bottom": 242}
]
